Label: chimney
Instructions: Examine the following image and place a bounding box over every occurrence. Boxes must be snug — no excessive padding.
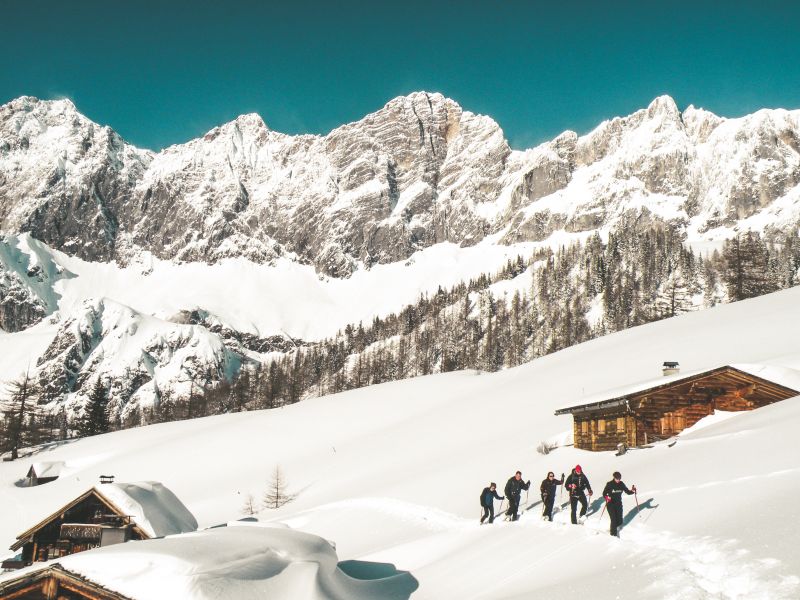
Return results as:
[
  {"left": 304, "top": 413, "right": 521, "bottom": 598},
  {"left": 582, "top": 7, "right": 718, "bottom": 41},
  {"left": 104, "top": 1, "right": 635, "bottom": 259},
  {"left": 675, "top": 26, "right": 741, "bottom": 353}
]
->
[{"left": 662, "top": 362, "right": 680, "bottom": 376}]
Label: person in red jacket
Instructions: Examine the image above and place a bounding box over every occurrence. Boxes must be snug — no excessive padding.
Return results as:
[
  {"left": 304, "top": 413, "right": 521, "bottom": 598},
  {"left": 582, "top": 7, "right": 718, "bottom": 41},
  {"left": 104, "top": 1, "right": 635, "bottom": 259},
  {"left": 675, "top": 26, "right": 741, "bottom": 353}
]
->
[
  {"left": 564, "top": 465, "right": 593, "bottom": 524},
  {"left": 602, "top": 471, "right": 636, "bottom": 537}
]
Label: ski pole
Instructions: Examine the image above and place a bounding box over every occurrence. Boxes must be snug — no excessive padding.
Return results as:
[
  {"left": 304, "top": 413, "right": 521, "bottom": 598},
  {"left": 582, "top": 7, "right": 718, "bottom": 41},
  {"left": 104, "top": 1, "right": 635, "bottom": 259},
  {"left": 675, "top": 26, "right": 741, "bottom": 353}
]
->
[
  {"left": 634, "top": 488, "right": 639, "bottom": 512},
  {"left": 599, "top": 496, "right": 609, "bottom": 519}
]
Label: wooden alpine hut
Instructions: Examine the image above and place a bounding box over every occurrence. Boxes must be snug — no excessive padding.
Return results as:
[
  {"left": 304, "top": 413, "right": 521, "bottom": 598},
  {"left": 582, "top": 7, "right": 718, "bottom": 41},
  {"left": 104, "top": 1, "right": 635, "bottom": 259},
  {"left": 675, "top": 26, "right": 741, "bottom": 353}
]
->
[
  {"left": 0, "top": 564, "right": 133, "bottom": 599},
  {"left": 555, "top": 364, "right": 799, "bottom": 452},
  {"left": 2, "top": 480, "right": 197, "bottom": 571}
]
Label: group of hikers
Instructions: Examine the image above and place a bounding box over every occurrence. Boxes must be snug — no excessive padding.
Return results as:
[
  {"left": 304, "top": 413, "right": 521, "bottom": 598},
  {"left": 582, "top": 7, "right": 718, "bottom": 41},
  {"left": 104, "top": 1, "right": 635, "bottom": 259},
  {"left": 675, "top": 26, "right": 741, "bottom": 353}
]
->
[{"left": 480, "top": 465, "right": 637, "bottom": 537}]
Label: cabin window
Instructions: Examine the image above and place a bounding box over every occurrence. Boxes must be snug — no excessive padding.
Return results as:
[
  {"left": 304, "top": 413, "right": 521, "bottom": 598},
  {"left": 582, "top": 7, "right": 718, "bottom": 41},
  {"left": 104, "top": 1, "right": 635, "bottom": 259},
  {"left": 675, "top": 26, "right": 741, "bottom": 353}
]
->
[
  {"left": 597, "top": 419, "right": 606, "bottom": 434},
  {"left": 581, "top": 421, "right": 588, "bottom": 434},
  {"left": 617, "top": 417, "right": 626, "bottom": 431}
]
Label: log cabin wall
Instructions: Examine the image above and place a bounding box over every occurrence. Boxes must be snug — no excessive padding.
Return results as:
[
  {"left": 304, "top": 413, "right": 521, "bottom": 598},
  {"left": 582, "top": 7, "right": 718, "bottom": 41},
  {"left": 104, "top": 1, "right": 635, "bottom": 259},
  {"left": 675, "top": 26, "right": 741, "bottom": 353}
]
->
[
  {"left": 573, "top": 412, "right": 636, "bottom": 451},
  {"left": 629, "top": 367, "right": 796, "bottom": 444},
  {"left": 562, "top": 367, "right": 798, "bottom": 451}
]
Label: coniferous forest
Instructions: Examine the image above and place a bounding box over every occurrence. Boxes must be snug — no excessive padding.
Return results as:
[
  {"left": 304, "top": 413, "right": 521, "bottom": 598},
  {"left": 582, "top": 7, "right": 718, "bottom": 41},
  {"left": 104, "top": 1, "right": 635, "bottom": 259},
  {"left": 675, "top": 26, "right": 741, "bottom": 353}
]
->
[
  {"left": 127, "top": 223, "right": 800, "bottom": 426},
  {"left": 3, "top": 223, "right": 800, "bottom": 447}
]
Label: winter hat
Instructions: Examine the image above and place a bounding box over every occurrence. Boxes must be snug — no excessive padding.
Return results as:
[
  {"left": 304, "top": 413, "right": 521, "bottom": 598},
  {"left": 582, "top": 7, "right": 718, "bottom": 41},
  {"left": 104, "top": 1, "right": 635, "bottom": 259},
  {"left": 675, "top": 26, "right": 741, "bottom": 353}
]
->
[{"left": 575, "top": 465, "right": 582, "bottom": 473}]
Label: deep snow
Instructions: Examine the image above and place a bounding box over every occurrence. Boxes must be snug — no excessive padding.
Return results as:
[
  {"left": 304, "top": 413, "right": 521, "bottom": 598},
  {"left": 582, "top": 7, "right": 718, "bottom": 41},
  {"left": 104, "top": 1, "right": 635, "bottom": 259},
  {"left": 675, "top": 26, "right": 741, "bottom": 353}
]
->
[{"left": 2, "top": 285, "right": 800, "bottom": 598}]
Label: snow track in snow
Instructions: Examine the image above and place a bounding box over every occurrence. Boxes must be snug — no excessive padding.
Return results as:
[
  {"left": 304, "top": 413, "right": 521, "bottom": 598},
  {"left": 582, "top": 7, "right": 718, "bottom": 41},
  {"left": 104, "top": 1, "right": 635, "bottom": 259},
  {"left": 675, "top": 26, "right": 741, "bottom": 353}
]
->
[{"left": 624, "top": 526, "right": 800, "bottom": 599}]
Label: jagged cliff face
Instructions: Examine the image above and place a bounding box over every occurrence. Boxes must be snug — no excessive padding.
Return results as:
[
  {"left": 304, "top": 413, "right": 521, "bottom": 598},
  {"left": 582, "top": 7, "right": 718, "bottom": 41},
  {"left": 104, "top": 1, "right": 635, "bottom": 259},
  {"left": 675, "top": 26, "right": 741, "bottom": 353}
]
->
[
  {"left": 4, "top": 93, "right": 798, "bottom": 277},
  {"left": 0, "top": 97, "right": 151, "bottom": 262}
]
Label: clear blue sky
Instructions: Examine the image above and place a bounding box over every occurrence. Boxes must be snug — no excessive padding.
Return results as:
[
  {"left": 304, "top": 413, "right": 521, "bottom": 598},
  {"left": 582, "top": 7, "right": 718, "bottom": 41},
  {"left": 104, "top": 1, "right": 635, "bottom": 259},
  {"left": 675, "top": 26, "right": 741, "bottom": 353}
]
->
[{"left": 2, "top": 0, "right": 799, "bottom": 150}]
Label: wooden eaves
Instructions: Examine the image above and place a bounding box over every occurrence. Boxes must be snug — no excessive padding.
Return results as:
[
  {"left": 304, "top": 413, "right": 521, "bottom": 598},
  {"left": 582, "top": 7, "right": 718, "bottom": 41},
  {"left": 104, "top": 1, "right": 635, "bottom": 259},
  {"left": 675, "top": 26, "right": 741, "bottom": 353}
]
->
[{"left": 0, "top": 563, "right": 133, "bottom": 600}]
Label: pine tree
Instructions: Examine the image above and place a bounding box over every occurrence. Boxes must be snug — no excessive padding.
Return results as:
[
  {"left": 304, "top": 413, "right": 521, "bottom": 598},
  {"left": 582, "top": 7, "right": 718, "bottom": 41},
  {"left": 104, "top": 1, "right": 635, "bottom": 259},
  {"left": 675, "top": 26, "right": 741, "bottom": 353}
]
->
[
  {"left": 0, "top": 370, "right": 43, "bottom": 459},
  {"left": 262, "top": 465, "right": 296, "bottom": 509},
  {"left": 722, "top": 232, "right": 778, "bottom": 301},
  {"left": 77, "top": 378, "right": 110, "bottom": 437},
  {"left": 242, "top": 493, "right": 258, "bottom": 516}
]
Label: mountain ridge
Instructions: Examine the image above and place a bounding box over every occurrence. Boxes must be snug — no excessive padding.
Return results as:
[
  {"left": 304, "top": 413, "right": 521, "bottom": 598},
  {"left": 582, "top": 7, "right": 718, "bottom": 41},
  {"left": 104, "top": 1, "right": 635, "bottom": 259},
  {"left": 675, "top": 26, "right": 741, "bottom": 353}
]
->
[{"left": 2, "top": 92, "right": 799, "bottom": 277}]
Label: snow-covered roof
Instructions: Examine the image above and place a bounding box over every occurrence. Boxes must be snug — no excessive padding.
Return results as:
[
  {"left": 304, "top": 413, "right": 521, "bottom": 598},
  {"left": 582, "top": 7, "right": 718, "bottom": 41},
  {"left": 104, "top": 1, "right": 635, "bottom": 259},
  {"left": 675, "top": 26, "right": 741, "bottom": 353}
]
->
[
  {"left": 0, "top": 523, "right": 410, "bottom": 600},
  {"left": 555, "top": 363, "right": 800, "bottom": 415},
  {"left": 27, "top": 461, "right": 64, "bottom": 479},
  {"left": 94, "top": 482, "right": 197, "bottom": 539}
]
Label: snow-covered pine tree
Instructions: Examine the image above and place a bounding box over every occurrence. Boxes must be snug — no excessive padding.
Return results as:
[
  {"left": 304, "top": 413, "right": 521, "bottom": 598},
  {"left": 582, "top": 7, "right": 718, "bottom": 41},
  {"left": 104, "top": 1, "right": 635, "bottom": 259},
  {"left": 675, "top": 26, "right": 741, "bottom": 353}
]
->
[{"left": 77, "top": 378, "right": 110, "bottom": 438}]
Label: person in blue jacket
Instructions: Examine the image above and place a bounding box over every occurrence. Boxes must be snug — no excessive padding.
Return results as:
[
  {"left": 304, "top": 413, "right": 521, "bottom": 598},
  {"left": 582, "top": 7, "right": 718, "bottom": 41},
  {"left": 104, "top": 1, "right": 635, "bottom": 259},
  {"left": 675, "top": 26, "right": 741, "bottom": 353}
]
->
[{"left": 479, "top": 482, "right": 504, "bottom": 524}]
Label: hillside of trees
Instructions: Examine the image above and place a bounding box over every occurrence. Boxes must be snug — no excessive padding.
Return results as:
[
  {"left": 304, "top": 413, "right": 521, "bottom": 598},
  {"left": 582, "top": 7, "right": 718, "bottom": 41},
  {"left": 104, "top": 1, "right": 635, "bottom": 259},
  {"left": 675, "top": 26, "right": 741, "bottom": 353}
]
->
[{"left": 3, "top": 223, "right": 800, "bottom": 450}]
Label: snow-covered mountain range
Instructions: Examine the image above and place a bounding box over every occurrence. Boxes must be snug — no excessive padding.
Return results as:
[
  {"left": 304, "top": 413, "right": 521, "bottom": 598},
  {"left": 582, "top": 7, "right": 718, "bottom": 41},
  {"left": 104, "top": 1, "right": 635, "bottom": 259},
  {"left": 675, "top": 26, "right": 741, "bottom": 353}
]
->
[
  {"left": 2, "top": 93, "right": 799, "bottom": 277},
  {"left": 2, "top": 93, "right": 800, "bottom": 420}
]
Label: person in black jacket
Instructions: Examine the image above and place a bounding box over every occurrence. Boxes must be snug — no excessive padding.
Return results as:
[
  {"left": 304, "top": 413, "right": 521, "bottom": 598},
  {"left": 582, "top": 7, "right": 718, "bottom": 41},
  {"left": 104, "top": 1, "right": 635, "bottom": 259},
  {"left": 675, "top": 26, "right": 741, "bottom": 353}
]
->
[
  {"left": 504, "top": 471, "right": 530, "bottom": 521},
  {"left": 602, "top": 471, "right": 636, "bottom": 537},
  {"left": 479, "top": 482, "right": 504, "bottom": 524},
  {"left": 539, "top": 471, "right": 564, "bottom": 521},
  {"left": 564, "top": 465, "right": 593, "bottom": 524}
]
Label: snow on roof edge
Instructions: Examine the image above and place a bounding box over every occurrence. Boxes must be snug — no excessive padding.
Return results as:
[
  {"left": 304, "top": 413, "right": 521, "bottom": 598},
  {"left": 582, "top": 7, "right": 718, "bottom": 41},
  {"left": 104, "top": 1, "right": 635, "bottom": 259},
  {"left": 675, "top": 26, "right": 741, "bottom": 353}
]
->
[
  {"left": 554, "top": 363, "right": 800, "bottom": 414},
  {"left": 93, "top": 481, "right": 197, "bottom": 539}
]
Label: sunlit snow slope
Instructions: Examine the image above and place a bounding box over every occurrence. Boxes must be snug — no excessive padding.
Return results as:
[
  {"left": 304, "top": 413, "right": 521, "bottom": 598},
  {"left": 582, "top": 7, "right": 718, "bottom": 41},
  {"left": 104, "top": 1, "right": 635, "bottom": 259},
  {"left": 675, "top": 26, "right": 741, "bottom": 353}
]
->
[{"left": 2, "top": 286, "right": 800, "bottom": 599}]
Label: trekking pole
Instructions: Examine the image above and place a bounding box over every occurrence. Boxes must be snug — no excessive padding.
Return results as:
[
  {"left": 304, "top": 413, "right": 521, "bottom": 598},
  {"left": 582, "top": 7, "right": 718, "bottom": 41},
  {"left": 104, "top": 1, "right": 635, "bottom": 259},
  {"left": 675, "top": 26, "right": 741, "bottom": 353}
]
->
[{"left": 599, "top": 497, "right": 609, "bottom": 520}]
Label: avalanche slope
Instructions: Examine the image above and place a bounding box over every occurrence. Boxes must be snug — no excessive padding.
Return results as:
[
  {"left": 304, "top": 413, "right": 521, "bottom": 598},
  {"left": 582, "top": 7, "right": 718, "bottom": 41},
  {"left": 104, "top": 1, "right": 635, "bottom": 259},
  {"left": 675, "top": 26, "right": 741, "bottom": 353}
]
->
[{"left": 2, "top": 286, "right": 800, "bottom": 599}]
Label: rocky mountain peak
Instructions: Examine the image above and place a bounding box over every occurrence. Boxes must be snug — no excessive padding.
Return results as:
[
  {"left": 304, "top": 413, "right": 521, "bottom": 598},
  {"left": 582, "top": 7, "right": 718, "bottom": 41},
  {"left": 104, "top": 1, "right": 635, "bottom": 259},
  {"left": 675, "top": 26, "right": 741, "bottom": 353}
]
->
[
  {"left": 2, "top": 93, "right": 800, "bottom": 276},
  {"left": 646, "top": 94, "right": 681, "bottom": 119}
]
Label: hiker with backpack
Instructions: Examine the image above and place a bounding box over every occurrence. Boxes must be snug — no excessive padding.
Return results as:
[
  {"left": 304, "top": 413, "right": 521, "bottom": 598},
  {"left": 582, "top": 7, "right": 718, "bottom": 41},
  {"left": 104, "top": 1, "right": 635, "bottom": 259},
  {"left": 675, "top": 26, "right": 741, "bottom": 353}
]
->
[
  {"left": 565, "top": 464, "right": 593, "bottom": 524},
  {"left": 479, "top": 482, "right": 504, "bottom": 524},
  {"left": 539, "top": 471, "right": 564, "bottom": 521},
  {"left": 504, "top": 471, "right": 530, "bottom": 521},
  {"left": 602, "top": 471, "right": 636, "bottom": 537}
]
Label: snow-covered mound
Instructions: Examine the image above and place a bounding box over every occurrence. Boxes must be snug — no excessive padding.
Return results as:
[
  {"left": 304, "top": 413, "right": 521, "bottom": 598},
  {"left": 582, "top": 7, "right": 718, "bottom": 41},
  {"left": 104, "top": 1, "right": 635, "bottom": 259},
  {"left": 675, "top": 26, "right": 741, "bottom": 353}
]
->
[
  {"left": 2, "top": 285, "right": 800, "bottom": 598},
  {"left": 4, "top": 523, "right": 417, "bottom": 600},
  {"left": 96, "top": 481, "right": 198, "bottom": 538}
]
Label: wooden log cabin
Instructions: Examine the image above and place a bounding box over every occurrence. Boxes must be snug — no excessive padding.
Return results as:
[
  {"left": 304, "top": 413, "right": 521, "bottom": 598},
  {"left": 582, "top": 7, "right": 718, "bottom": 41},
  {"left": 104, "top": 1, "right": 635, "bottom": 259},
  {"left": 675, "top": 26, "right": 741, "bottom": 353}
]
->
[
  {"left": 555, "top": 365, "right": 799, "bottom": 452},
  {"left": 2, "top": 481, "right": 197, "bottom": 571},
  {"left": 0, "top": 564, "right": 133, "bottom": 600}
]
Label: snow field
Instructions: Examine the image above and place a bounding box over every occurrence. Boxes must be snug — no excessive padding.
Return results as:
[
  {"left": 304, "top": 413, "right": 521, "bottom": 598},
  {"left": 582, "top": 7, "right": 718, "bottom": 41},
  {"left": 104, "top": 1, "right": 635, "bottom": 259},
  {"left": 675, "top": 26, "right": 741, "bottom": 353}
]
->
[{"left": 2, "top": 285, "right": 800, "bottom": 597}]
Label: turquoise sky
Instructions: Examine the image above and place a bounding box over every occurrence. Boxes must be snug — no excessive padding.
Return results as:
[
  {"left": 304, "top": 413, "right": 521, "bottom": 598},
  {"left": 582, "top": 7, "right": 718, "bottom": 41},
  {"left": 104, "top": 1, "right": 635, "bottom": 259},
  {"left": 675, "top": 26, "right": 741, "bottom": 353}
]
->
[{"left": 2, "top": 1, "right": 799, "bottom": 150}]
